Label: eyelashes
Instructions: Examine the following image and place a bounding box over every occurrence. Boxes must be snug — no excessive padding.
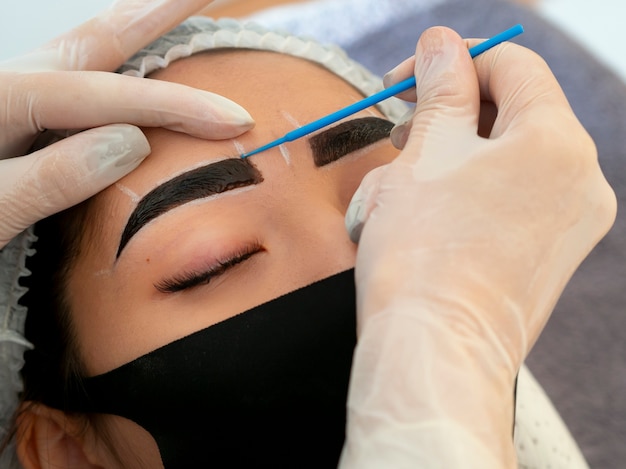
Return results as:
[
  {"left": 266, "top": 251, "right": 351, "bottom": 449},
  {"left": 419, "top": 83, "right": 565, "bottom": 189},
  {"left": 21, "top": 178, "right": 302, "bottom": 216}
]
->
[
  {"left": 309, "top": 117, "right": 394, "bottom": 167},
  {"left": 154, "top": 244, "right": 262, "bottom": 294}
]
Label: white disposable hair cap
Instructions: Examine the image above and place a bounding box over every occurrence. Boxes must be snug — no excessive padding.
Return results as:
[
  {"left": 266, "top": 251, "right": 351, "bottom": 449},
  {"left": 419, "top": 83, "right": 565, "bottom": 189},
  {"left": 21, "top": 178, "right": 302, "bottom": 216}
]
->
[{"left": 118, "top": 17, "right": 408, "bottom": 121}]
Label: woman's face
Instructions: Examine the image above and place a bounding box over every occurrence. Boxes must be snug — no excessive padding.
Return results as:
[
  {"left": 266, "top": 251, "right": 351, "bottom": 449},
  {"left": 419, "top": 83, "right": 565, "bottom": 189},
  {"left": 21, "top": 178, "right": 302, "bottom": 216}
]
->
[{"left": 69, "top": 50, "right": 399, "bottom": 377}]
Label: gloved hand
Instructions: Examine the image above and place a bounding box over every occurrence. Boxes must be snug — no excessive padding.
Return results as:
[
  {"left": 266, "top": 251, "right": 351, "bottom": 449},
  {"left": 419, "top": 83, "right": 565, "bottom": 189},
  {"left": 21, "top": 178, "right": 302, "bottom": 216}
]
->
[
  {"left": 0, "top": 0, "right": 254, "bottom": 248},
  {"left": 341, "top": 27, "right": 616, "bottom": 468}
]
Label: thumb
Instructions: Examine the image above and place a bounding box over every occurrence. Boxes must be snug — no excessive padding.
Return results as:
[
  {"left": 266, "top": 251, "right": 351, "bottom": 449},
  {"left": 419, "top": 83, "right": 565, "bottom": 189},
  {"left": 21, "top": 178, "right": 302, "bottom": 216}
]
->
[
  {"left": 394, "top": 27, "right": 481, "bottom": 166},
  {"left": 0, "top": 124, "right": 149, "bottom": 248}
]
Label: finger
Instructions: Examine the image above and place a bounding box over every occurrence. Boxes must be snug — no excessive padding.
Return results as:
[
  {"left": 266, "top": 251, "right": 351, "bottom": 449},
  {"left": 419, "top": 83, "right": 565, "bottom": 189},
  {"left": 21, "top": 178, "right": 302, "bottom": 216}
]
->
[
  {"left": 0, "top": 124, "right": 149, "bottom": 246},
  {"left": 2, "top": 70, "right": 253, "bottom": 158},
  {"left": 383, "top": 56, "right": 417, "bottom": 102},
  {"left": 396, "top": 27, "right": 481, "bottom": 167},
  {"left": 383, "top": 37, "right": 528, "bottom": 138},
  {"left": 469, "top": 40, "right": 576, "bottom": 139},
  {"left": 2, "top": 0, "right": 214, "bottom": 72}
]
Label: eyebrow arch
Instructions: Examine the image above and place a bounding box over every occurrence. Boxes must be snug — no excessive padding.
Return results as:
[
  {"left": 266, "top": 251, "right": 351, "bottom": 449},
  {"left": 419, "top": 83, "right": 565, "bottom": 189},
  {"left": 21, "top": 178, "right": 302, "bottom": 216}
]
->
[
  {"left": 116, "top": 158, "right": 263, "bottom": 259},
  {"left": 309, "top": 116, "right": 394, "bottom": 167}
]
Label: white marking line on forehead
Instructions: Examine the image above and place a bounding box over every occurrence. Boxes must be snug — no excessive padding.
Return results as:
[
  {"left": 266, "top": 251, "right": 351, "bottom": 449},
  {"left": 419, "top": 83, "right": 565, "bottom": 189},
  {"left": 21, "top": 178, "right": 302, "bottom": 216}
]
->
[
  {"left": 93, "top": 269, "right": 112, "bottom": 278},
  {"left": 278, "top": 144, "right": 291, "bottom": 165},
  {"left": 115, "top": 183, "right": 141, "bottom": 203},
  {"left": 281, "top": 111, "right": 302, "bottom": 129},
  {"left": 232, "top": 139, "right": 246, "bottom": 156}
]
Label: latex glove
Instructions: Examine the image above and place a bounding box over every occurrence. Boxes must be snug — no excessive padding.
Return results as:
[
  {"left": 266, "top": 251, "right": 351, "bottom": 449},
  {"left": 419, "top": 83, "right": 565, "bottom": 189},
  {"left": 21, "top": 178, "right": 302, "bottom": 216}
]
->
[
  {"left": 341, "top": 27, "right": 616, "bottom": 468},
  {"left": 0, "top": 0, "right": 254, "bottom": 248}
]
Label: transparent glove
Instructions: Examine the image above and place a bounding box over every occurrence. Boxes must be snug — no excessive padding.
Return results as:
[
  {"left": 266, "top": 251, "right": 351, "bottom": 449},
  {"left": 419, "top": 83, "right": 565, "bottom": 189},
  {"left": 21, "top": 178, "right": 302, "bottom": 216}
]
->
[
  {"left": 341, "top": 27, "right": 616, "bottom": 468},
  {"left": 0, "top": 0, "right": 254, "bottom": 248}
]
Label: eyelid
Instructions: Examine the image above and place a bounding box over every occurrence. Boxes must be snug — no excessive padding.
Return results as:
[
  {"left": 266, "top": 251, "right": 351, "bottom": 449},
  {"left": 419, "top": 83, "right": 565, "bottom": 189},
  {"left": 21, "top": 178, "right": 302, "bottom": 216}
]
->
[
  {"left": 154, "top": 243, "right": 262, "bottom": 294},
  {"left": 117, "top": 158, "right": 264, "bottom": 260}
]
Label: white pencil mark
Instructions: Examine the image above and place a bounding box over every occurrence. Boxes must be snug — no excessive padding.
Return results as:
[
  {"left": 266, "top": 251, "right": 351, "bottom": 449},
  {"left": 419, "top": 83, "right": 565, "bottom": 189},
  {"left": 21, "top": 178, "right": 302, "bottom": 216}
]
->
[
  {"left": 278, "top": 144, "right": 292, "bottom": 165},
  {"left": 115, "top": 183, "right": 140, "bottom": 203},
  {"left": 281, "top": 110, "right": 302, "bottom": 129},
  {"left": 233, "top": 139, "right": 246, "bottom": 156}
]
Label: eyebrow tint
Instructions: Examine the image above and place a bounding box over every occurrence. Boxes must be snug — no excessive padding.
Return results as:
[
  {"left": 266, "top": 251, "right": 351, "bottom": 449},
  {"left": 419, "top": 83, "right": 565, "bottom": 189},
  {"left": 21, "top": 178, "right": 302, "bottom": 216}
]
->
[
  {"left": 117, "top": 158, "right": 263, "bottom": 258},
  {"left": 309, "top": 117, "right": 394, "bottom": 167}
]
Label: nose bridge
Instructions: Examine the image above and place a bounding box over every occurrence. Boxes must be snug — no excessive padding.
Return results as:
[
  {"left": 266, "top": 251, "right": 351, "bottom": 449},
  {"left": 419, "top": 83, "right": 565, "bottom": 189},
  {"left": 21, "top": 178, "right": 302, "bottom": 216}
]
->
[
  {"left": 251, "top": 132, "right": 341, "bottom": 201},
  {"left": 262, "top": 154, "right": 356, "bottom": 253}
]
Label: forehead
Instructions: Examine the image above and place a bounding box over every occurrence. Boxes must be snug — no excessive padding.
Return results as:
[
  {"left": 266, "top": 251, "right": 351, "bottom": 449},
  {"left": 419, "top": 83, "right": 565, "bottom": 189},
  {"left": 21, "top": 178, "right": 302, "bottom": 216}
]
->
[
  {"left": 109, "top": 50, "right": 371, "bottom": 192},
  {"left": 149, "top": 49, "right": 365, "bottom": 110}
]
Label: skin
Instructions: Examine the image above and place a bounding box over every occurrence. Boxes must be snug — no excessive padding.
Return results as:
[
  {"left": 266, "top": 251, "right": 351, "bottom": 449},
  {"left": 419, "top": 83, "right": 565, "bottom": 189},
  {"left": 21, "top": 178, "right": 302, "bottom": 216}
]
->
[{"left": 18, "top": 50, "right": 399, "bottom": 468}]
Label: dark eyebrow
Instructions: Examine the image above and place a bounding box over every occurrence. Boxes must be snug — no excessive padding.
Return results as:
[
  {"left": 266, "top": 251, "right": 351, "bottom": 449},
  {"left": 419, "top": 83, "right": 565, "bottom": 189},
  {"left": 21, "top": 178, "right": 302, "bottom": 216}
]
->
[
  {"left": 309, "top": 116, "right": 394, "bottom": 167},
  {"left": 116, "top": 158, "right": 263, "bottom": 259}
]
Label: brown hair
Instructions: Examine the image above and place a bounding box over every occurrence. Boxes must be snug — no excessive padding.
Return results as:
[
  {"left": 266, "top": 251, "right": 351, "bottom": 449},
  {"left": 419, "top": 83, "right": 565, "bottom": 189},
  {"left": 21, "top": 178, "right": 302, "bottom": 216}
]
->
[{"left": 0, "top": 200, "right": 147, "bottom": 467}]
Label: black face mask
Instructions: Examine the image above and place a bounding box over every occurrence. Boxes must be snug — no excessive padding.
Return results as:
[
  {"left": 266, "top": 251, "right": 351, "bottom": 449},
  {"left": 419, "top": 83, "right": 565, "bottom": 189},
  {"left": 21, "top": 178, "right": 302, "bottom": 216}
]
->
[{"left": 60, "top": 269, "right": 357, "bottom": 468}]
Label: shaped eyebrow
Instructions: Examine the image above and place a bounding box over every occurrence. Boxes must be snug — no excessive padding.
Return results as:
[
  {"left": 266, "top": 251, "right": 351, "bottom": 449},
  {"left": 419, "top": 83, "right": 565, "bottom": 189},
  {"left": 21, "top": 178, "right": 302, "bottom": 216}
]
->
[
  {"left": 309, "top": 116, "right": 394, "bottom": 167},
  {"left": 116, "top": 158, "right": 263, "bottom": 259}
]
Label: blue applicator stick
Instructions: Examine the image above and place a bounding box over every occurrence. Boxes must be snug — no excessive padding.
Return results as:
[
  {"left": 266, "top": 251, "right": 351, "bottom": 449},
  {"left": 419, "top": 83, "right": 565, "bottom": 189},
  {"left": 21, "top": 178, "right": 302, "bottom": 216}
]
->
[{"left": 240, "top": 24, "right": 524, "bottom": 159}]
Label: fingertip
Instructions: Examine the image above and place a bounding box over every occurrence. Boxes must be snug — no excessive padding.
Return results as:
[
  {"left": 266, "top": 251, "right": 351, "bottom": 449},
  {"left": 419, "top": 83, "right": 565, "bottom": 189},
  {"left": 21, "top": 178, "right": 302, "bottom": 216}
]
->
[
  {"left": 383, "top": 56, "right": 417, "bottom": 102},
  {"left": 345, "top": 166, "right": 387, "bottom": 243},
  {"left": 383, "top": 56, "right": 415, "bottom": 88},
  {"left": 345, "top": 198, "right": 365, "bottom": 244},
  {"left": 0, "top": 124, "right": 151, "bottom": 236},
  {"left": 81, "top": 124, "right": 151, "bottom": 182},
  {"left": 390, "top": 108, "right": 415, "bottom": 149},
  {"left": 407, "top": 26, "right": 480, "bottom": 128},
  {"left": 393, "top": 27, "right": 481, "bottom": 163},
  {"left": 208, "top": 119, "right": 256, "bottom": 140},
  {"left": 194, "top": 90, "right": 256, "bottom": 139},
  {"left": 414, "top": 26, "right": 471, "bottom": 88},
  {"left": 390, "top": 123, "right": 411, "bottom": 150}
]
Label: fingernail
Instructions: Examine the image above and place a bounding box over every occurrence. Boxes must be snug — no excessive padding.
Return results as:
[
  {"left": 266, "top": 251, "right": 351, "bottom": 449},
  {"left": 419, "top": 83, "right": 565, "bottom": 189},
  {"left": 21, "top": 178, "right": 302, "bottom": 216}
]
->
[
  {"left": 196, "top": 90, "right": 255, "bottom": 129},
  {"left": 383, "top": 65, "right": 400, "bottom": 88},
  {"left": 86, "top": 124, "right": 150, "bottom": 177},
  {"left": 390, "top": 124, "right": 409, "bottom": 149},
  {"left": 389, "top": 108, "right": 414, "bottom": 149},
  {"left": 345, "top": 188, "right": 366, "bottom": 243}
]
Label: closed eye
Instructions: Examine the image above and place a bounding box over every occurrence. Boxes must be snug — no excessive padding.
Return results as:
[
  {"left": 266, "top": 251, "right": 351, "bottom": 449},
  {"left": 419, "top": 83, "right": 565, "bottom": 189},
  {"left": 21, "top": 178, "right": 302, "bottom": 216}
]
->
[
  {"left": 154, "top": 244, "right": 262, "bottom": 294},
  {"left": 309, "top": 117, "right": 393, "bottom": 167}
]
